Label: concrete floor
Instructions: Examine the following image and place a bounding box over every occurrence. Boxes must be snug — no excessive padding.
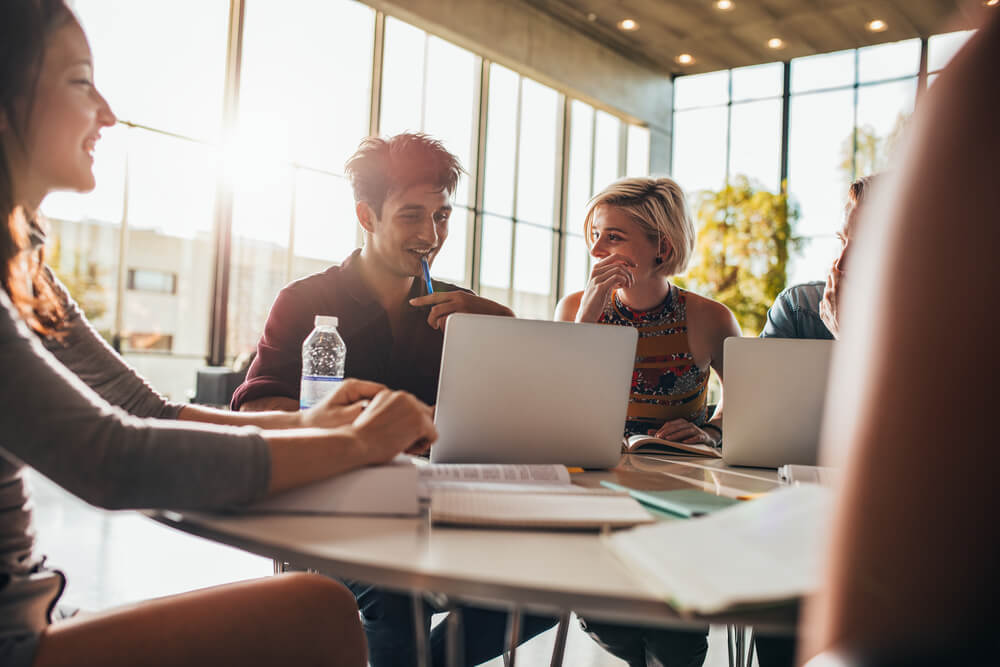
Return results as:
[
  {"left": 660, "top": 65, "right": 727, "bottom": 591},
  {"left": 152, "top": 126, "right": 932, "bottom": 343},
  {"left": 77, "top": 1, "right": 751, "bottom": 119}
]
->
[{"left": 28, "top": 470, "right": 743, "bottom": 666}]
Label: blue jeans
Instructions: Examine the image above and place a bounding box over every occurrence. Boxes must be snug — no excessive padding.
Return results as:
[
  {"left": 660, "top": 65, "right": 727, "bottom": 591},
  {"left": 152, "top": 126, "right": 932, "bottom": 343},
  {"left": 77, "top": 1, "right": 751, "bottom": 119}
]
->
[
  {"left": 344, "top": 579, "right": 557, "bottom": 667},
  {"left": 579, "top": 617, "right": 708, "bottom": 667}
]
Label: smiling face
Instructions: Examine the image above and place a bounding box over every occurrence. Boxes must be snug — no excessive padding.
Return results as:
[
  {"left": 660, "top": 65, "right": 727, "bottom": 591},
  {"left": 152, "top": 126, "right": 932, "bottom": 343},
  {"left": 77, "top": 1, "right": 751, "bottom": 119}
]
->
[
  {"left": 360, "top": 184, "right": 452, "bottom": 278},
  {"left": 589, "top": 205, "right": 665, "bottom": 280},
  {"left": 5, "top": 19, "right": 116, "bottom": 207}
]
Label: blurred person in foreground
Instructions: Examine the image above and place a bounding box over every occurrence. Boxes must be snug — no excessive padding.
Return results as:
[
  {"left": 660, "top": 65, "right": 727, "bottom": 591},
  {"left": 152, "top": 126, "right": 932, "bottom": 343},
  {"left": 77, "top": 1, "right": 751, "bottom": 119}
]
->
[{"left": 800, "top": 8, "right": 999, "bottom": 666}]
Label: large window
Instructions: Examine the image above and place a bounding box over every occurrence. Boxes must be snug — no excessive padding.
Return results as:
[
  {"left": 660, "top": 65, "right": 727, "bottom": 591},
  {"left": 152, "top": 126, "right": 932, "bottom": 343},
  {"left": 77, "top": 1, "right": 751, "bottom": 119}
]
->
[
  {"left": 927, "top": 29, "right": 976, "bottom": 85},
  {"left": 42, "top": 0, "right": 655, "bottom": 400},
  {"left": 479, "top": 66, "right": 561, "bottom": 319},
  {"left": 380, "top": 18, "right": 481, "bottom": 286},
  {"left": 671, "top": 38, "right": 927, "bottom": 290},
  {"left": 228, "top": 0, "right": 376, "bottom": 361},
  {"left": 787, "top": 39, "right": 919, "bottom": 285}
]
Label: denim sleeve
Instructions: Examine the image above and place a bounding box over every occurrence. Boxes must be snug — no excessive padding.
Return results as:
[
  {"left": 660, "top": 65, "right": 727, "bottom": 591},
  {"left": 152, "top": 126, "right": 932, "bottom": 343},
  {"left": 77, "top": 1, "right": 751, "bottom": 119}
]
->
[{"left": 760, "top": 292, "right": 800, "bottom": 338}]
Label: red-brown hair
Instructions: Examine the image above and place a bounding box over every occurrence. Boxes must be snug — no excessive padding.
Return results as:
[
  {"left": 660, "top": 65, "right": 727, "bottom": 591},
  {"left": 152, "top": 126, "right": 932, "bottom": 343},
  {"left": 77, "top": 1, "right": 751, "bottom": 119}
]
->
[
  {"left": 344, "top": 133, "right": 464, "bottom": 217},
  {"left": 1, "top": 0, "right": 72, "bottom": 335}
]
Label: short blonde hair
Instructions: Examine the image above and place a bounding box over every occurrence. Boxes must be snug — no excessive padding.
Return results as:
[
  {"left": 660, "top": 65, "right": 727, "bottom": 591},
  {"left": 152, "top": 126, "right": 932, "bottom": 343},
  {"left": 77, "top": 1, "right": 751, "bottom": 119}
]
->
[{"left": 583, "top": 177, "right": 695, "bottom": 276}]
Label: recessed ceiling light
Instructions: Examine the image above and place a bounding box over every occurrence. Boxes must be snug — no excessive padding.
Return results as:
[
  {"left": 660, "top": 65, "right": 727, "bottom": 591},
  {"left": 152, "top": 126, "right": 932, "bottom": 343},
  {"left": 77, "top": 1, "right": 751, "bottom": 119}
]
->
[
  {"left": 587, "top": 12, "right": 597, "bottom": 21},
  {"left": 767, "top": 37, "right": 785, "bottom": 49},
  {"left": 618, "top": 18, "right": 639, "bottom": 31},
  {"left": 714, "top": 0, "right": 735, "bottom": 10},
  {"left": 867, "top": 19, "right": 888, "bottom": 32},
  {"left": 675, "top": 53, "right": 695, "bottom": 65},
  {"left": 985, "top": 0, "right": 999, "bottom": 6}
]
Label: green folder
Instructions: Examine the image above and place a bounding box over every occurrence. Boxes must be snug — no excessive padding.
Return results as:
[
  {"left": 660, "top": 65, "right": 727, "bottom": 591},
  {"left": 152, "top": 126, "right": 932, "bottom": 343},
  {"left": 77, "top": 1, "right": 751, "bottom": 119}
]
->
[{"left": 601, "top": 481, "right": 739, "bottom": 519}]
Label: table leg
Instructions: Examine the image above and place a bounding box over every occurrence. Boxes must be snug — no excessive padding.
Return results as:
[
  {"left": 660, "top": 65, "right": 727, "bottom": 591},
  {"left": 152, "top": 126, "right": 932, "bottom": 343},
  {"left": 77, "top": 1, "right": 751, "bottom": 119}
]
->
[
  {"left": 411, "top": 592, "right": 431, "bottom": 667},
  {"left": 445, "top": 605, "right": 464, "bottom": 667},
  {"left": 548, "top": 612, "right": 572, "bottom": 667},
  {"left": 745, "top": 627, "right": 756, "bottom": 667},
  {"left": 503, "top": 607, "right": 522, "bottom": 667},
  {"left": 727, "top": 625, "right": 737, "bottom": 667}
]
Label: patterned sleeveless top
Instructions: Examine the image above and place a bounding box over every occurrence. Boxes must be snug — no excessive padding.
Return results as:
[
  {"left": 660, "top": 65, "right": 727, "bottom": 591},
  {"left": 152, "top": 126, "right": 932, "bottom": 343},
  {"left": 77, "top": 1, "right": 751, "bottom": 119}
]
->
[{"left": 598, "top": 285, "right": 710, "bottom": 436}]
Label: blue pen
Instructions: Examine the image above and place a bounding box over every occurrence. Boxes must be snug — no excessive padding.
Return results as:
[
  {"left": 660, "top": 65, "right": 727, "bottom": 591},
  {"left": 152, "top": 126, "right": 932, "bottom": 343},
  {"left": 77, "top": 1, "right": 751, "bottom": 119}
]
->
[{"left": 421, "top": 257, "right": 434, "bottom": 295}]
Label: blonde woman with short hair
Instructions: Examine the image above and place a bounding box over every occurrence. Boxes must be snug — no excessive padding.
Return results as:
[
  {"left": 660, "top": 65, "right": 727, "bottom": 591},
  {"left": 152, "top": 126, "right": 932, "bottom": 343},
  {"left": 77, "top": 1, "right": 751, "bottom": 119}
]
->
[
  {"left": 557, "top": 177, "right": 741, "bottom": 666},
  {"left": 556, "top": 177, "right": 740, "bottom": 446}
]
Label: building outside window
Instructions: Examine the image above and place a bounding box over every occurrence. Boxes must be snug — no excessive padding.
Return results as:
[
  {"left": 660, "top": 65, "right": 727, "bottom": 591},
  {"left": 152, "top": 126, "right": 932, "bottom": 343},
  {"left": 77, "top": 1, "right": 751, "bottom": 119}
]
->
[{"left": 127, "top": 269, "right": 177, "bottom": 294}]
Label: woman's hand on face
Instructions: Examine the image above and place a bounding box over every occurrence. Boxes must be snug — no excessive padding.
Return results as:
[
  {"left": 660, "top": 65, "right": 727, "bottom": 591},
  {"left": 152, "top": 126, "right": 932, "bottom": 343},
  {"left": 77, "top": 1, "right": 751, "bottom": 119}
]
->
[
  {"left": 575, "top": 254, "right": 636, "bottom": 323},
  {"left": 652, "top": 419, "right": 716, "bottom": 445},
  {"left": 349, "top": 389, "right": 438, "bottom": 464},
  {"left": 299, "top": 378, "right": 387, "bottom": 429}
]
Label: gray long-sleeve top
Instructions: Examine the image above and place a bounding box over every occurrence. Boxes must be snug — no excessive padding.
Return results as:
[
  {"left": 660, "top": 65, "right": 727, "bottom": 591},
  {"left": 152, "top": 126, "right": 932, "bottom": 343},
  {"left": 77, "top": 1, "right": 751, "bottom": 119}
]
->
[{"left": 0, "top": 280, "right": 271, "bottom": 583}]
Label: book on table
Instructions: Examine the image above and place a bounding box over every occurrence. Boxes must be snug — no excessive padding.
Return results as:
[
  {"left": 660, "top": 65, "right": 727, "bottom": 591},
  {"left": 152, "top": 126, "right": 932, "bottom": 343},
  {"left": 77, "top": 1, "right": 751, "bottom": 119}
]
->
[
  {"left": 604, "top": 484, "right": 833, "bottom": 614},
  {"left": 249, "top": 455, "right": 421, "bottom": 516},
  {"left": 419, "top": 460, "right": 655, "bottom": 529},
  {"left": 250, "top": 456, "right": 653, "bottom": 528},
  {"left": 623, "top": 434, "right": 722, "bottom": 458}
]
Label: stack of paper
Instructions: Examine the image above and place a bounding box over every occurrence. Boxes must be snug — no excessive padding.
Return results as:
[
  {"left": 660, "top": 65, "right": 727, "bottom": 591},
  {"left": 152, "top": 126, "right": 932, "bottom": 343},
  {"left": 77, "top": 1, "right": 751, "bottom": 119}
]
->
[{"left": 604, "top": 485, "right": 834, "bottom": 613}]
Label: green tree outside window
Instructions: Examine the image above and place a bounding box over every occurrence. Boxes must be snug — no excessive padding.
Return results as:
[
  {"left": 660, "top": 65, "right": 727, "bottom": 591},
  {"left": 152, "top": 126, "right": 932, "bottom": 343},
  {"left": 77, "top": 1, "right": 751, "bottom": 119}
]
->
[{"left": 676, "top": 175, "right": 800, "bottom": 335}]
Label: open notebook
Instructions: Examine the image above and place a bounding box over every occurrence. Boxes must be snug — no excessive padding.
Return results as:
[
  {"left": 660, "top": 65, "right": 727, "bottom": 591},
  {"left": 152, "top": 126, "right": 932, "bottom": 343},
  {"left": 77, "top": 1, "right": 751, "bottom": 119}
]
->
[
  {"left": 604, "top": 485, "right": 833, "bottom": 614},
  {"left": 624, "top": 434, "right": 722, "bottom": 458}
]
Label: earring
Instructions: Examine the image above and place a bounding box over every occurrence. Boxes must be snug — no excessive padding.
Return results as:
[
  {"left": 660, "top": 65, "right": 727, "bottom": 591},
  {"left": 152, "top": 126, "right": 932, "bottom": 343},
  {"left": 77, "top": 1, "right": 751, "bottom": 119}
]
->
[{"left": 655, "top": 256, "right": 663, "bottom": 265}]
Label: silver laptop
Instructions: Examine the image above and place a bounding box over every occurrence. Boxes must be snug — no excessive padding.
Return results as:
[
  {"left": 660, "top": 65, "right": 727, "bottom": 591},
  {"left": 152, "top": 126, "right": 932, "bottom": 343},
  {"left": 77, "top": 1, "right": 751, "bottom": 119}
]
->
[
  {"left": 722, "top": 337, "right": 834, "bottom": 468},
  {"left": 430, "top": 314, "right": 637, "bottom": 468}
]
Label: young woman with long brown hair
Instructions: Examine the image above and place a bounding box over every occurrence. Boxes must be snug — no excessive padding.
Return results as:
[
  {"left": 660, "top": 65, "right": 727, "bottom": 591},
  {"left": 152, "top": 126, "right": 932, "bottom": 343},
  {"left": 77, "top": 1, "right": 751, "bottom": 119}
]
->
[{"left": 0, "top": 2, "right": 436, "bottom": 665}]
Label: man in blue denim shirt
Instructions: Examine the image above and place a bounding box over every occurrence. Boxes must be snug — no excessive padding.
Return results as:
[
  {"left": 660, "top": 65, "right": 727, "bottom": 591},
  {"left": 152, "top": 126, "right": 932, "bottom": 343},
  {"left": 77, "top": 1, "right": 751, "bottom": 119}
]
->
[
  {"left": 761, "top": 176, "right": 875, "bottom": 342},
  {"left": 760, "top": 281, "right": 834, "bottom": 340}
]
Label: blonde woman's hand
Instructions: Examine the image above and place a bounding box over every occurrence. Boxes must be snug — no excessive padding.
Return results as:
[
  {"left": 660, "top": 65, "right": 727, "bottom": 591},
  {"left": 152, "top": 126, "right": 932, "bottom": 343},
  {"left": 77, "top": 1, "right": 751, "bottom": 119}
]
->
[
  {"left": 575, "top": 254, "right": 636, "bottom": 323},
  {"left": 350, "top": 390, "right": 437, "bottom": 464},
  {"left": 652, "top": 419, "right": 716, "bottom": 445}
]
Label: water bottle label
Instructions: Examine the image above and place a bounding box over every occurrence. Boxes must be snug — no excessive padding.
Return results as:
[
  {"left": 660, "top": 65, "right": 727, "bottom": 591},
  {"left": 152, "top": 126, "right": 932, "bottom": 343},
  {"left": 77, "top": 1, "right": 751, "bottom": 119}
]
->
[{"left": 299, "top": 375, "right": 344, "bottom": 410}]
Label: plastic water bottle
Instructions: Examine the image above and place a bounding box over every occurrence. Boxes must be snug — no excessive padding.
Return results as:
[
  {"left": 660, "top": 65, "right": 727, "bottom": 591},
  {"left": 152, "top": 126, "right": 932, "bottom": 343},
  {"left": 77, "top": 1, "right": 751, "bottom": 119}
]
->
[{"left": 300, "top": 315, "right": 346, "bottom": 410}]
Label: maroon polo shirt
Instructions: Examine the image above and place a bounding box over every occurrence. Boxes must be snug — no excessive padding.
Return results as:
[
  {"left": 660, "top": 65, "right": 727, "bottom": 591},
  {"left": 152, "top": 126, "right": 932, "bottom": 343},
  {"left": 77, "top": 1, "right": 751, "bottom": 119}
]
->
[{"left": 231, "top": 249, "right": 468, "bottom": 410}]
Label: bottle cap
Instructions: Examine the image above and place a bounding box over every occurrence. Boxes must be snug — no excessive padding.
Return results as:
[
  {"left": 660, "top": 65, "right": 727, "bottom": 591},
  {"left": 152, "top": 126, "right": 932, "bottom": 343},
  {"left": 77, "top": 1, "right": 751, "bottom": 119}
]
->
[{"left": 314, "top": 315, "right": 338, "bottom": 328}]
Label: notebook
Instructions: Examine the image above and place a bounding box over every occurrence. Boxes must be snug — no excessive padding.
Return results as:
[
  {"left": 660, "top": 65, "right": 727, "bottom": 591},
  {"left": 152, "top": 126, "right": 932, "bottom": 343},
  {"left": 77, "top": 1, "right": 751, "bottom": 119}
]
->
[
  {"left": 600, "top": 481, "right": 738, "bottom": 518},
  {"left": 430, "top": 314, "right": 638, "bottom": 468},
  {"left": 605, "top": 485, "right": 833, "bottom": 614},
  {"left": 722, "top": 337, "right": 834, "bottom": 468},
  {"left": 624, "top": 434, "right": 722, "bottom": 459}
]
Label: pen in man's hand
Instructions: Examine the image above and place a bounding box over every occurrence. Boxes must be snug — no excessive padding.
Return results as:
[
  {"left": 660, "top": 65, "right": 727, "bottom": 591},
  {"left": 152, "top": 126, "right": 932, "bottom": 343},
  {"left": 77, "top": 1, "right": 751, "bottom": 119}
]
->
[{"left": 421, "top": 257, "right": 434, "bottom": 295}]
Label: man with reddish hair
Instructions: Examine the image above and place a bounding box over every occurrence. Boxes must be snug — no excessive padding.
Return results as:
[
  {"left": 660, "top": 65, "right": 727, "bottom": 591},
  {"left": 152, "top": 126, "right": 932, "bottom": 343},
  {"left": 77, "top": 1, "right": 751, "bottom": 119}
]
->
[
  {"left": 232, "top": 133, "right": 553, "bottom": 666},
  {"left": 232, "top": 133, "right": 511, "bottom": 413}
]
